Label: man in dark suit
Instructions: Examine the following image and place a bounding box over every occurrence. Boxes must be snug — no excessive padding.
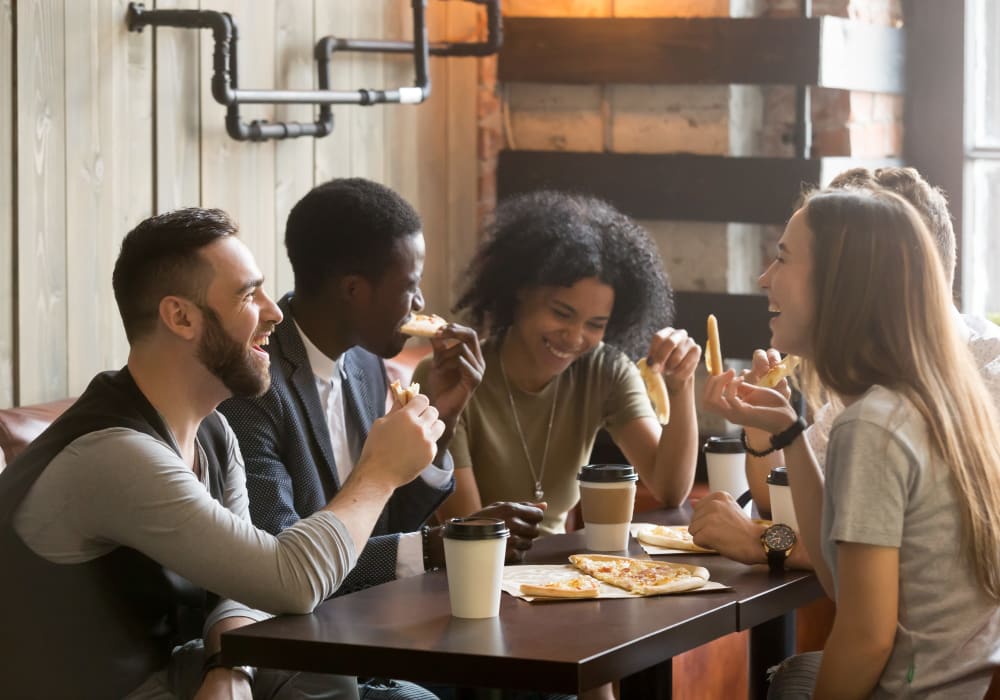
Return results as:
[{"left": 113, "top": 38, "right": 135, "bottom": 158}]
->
[{"left": 220, "top": 179, "right": 544, "bottom": 598}]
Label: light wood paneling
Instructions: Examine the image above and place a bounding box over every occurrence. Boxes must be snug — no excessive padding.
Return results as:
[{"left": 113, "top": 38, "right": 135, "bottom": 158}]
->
[
  {"left": 382, "top": 0, "right": 419, "bottom": 206},
  {"left": 349, "top": 2, "right": 386, "bottom": 183},
  {"left": 272, "top": 0, "right": 315, "bottom": 298},
  {"left": 8, "top": 0, "right": 484, "bottom": 404},
  {"left": 200, "top": 0, "right": 278, "bottom": 286},
  {"left": 413, "top": 2, "right": 452, "bottom": 315},
  {"left": 111, "top": 0, "right": 152, "bottom": 369},
  {"left": 0, "top": 0, "right": 14, "bottom": 407},
  {"left": 444, "top": 3, "right": 480, "bottom": 310},
  {"left": 154, "top": 0, "right": 201, "bottom": 213},
  {"left": 315, "top": 2, "right": 355, "bottom": 184},
  {"left": 65, "top": 0, "right": 150, "bottom": 394},
  {"left": 17, "top": 0, "right": 67, "bottom": 404}
]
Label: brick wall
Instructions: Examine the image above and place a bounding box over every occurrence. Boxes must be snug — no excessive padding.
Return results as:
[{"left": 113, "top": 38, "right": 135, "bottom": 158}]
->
[{"left": 478, "top": 0, "right": 902, "bottom": 430}]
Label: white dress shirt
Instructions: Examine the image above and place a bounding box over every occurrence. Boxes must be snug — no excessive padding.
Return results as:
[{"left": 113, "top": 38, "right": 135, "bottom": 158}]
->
[{"left": 295, "top": 321, "right": 442, "bottom": 578}]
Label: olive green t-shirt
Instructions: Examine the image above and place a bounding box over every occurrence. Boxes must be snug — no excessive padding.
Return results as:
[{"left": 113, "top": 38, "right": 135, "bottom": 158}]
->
[{"left": 415, "top": 341, "right": 653, "bottom": 534}]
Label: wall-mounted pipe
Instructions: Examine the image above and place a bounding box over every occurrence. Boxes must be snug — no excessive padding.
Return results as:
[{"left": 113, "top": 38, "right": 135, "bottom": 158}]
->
[{"left": 125, "top": 0, "right": 502, "bottom": 142}]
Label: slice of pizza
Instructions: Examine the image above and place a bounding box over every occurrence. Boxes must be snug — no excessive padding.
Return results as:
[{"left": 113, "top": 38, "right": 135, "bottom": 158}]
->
[
  {"left": 756, "top": 355, "right": 801, "bottom": 389},
  {"left": 519, "top": 576, "right": 600, "bottom": 599},
  {"left": 568, "top": 554, "right": 709, "bottom": 595},
  {"left": 389, "top": 379, "right": 421, "bottom": 406},
  {"left": 635, "top": 525, "right": 715, "bottom": 554},
  {"left": 636, "top": 358, "right": 670, "bottom": 425},
  {"left": 400, "top": 313, "right": 448, "bottom": 338}
]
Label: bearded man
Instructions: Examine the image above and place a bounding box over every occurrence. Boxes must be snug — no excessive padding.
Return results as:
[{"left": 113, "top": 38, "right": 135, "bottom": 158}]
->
[{"left": 0, "top": 208, "right": 444, "bottom": 699}]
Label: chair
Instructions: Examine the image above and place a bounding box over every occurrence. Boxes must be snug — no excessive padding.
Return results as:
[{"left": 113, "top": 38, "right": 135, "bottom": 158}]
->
[{"left": 0, "top": 398, "right": 75, "bottom": 471}]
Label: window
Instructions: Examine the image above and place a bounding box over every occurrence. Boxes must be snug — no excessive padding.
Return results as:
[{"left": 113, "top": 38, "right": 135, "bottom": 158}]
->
[{"left": 963, "top": 0, "right": 1000, "bottom": 320}]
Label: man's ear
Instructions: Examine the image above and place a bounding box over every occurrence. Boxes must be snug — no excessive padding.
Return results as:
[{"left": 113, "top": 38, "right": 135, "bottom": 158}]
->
[
  {"left": 340, "top": 274, "right": 373, "bottom": 306},
  {"left": 159, "top": 296, "right": 199, "bottom": 341}
]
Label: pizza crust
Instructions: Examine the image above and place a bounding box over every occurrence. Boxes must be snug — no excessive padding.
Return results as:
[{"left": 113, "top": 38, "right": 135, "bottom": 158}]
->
[
  {"left": 636, "top": 525, "right": 715, "bottom": 553},
  {"left": 705, "top": 314, "right": 723, "bottom": 376},
  {"left": 389, "top": 380, "right": 420, "bottom": 406},
  {"left": 756, "top": 355, "right": 800, "bottom": 389},
  {"left": 400, "top": 313, "right": 447, "bottom": 338},
  {"left": 519, "top": 577, "right": 600, "bottom": 599},
  {"left": 569, "top": 554, "right": 710, "bottom": 595},
  {"left": 637, "top": 358, "right": 670, "bottom": 424}
]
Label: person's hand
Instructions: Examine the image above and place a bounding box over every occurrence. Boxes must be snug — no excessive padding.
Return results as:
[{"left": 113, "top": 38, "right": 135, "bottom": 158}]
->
[
  {"left": 357, "top": 394, "right": 445, "bottom": 490},
  {"left": 424, "top": 323, "right": 485, "bottom": 431},
  {"left": 473, "top": 501, "right": 546, "bottom": 563},
  {"left": 743, "top": 348, "right": 793, "bottom": 401},
  {"left": 194, "top": 669, "right": 252, "bottom": 700},
  {"left": 689, "top": 491, "right": 769, "bottom": 565},
  {"left": 646, "top": 327, "right": 702, "bottom": 394},
  {"left": 703, "top": 369, "right": 797, "bottom": 435}
]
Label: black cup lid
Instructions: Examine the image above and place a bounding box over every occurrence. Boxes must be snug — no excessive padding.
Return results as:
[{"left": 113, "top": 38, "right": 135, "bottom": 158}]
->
[
  {"left": 767, "top": 466, "right": 790, "bottom": 486},
  {"left": 577, "top": 464, "right": 638, "bottom": 483},
  {"left": 442, "top": 517, "right": 509, "bottom": 540},
  {"left": 703, "top": 436, "right": 745, "bottom": 454}
]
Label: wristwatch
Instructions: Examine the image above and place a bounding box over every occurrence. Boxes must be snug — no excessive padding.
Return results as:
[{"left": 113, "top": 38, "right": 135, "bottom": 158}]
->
[
  {"left": 760, "top": 523, "right": 796, "bottom": 572},
  {"left": 202, "top": 650, "right": 256, "bottom": 684}
]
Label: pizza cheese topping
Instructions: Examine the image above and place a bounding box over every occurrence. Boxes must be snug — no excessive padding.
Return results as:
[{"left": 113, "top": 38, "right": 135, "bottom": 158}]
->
[{"left": 569, "top": 554, "right": 710, "bottom": 595}]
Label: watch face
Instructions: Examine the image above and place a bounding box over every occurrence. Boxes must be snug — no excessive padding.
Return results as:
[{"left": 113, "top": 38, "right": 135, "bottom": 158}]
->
[{"left": 763, "top": 523, "right": 796, "bottom": 551}]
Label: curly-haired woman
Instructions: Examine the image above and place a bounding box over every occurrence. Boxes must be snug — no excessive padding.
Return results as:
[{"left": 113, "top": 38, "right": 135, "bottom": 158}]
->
[{"left": 416, "top": 191, "right": 700, "bottom": 535}]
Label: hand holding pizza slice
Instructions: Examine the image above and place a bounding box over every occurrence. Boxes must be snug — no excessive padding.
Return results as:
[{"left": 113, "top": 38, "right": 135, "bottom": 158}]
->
[
  {"left": 755, "top": 354, "right": 800, "bottom": 389},
  {"left": 390, "top": 380, "right": 421, "bottom": 407}
]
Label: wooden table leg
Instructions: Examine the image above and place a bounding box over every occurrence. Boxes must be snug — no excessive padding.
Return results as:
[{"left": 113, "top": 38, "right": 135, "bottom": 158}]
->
[{"left": 748, "top": 613, "right": 795, "bottom": 700}]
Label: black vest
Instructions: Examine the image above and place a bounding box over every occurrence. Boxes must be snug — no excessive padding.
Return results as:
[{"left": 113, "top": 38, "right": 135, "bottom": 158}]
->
[{"left": 0, "top": 369, "right": 230, "bottom": 699}]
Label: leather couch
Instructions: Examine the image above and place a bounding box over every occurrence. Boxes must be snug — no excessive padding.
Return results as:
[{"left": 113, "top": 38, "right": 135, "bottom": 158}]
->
[{"left": 0, "top": 398, "right": 75, "bottom": 471}]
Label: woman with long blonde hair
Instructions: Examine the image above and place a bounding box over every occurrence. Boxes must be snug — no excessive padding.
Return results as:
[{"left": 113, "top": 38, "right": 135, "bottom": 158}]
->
[{"left": 704, "top": 186, "right": 1000, "bottom": 698}]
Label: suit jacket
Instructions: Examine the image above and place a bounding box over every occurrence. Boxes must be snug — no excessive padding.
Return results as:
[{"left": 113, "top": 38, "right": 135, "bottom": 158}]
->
[{"left": 220, "top": 293, "right": 453, "bottom": 594}]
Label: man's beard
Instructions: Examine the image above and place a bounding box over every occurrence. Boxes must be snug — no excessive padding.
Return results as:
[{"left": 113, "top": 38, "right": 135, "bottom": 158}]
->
[{"left": 196, "top": 305, "right": 270, "bottom": 398}]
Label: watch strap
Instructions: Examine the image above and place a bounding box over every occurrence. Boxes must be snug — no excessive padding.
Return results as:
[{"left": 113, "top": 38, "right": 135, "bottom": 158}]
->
[
  {"left": 770, "top": 416, "right": 807, "bottom": 452},
  {"left": 766, "top": 546, "right": 789, "bottom": 572}
]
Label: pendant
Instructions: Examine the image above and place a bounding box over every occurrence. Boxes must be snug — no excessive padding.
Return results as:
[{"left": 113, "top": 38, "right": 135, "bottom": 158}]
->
[{"left": 533, "top": 485, "right": 544, "bottom": 501}]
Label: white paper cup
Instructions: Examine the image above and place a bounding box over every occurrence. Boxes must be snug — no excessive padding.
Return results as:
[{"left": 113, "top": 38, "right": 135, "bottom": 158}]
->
[
  {"left": 704, "top": 436, "right": 749, "bottom": 501},
  {"left": 767, "top": 467, "right": 799, "bottom": 531},
  {"left": 442, "top": 518, "right": 509, "bottom": 619},
  {"left": 577, "top": 464, "right": 638, "bottom": 551}
]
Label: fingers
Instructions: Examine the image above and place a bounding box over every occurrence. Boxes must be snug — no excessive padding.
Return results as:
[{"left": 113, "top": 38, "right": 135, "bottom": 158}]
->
[
  {"left": 401, "top": 394, "right": 445, "bottom": 442},
  {"left": 474, "top": 501, "right": 545, "bottom": 545},
  {"left": 646, "top": 328, "right": 693, "bottom": 370}
]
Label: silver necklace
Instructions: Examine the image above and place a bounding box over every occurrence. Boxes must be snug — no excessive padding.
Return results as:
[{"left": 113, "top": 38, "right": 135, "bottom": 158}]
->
[{"left": 498, "top": 347, "right": 560, "bottom": 502}]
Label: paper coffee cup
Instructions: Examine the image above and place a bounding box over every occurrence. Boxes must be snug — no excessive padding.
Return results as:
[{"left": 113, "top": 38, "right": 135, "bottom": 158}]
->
[
  {"left": 704, "top": 436, "right": 749, "bottom": 502},
  {"left": 577, "top": 464, "right": 638, "bottom": 551},
  {"left": 442, "top": 518, "right": 509, "bottom": 619},
  {"left": 767, "top": 467, "right": 799, "bottom": 531}
]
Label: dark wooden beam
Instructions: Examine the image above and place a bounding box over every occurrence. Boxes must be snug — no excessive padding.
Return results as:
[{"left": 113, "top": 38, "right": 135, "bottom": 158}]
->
[
  {"left": 673, "top": 291, "right": 771, "bottom": 363},
  {"left": 904, "top": 0, "right": 965, "bottom": 301},
  {"left": 497, "top": 150, "right": 901, "bottom": 226},
  {"left": 499, "top": 17, "right": 904, "bottom": 94}
]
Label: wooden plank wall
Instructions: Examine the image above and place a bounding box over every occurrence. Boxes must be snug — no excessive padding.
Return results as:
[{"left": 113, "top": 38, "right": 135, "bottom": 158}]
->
[
  {"left": 0, "top": 0, "right": 480, "bottom": 407},
  {"left": 0, "top": 0, "right": 13, "bottom": 408}
]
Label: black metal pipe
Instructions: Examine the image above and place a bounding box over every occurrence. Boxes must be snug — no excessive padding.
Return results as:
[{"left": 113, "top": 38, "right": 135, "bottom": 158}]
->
[{"left": 125, "top": 0, "right": 502, "bottom": 142}]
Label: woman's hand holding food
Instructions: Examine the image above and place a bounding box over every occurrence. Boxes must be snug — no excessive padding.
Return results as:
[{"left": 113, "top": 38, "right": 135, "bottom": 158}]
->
[
  {"left": 646, "top": 327, "right": 702, "bottom": 394},
  {"left": 703, "top": 368, "right": 798, "bottom": 435}
]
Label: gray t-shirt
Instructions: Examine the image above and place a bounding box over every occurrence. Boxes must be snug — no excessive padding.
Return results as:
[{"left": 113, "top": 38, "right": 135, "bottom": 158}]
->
[
  {"left": 14, "top": 418, "right": 358, "bottom": 627},
  {"left": 822, "top": 386, "right": 1000, "bottom": 697}
]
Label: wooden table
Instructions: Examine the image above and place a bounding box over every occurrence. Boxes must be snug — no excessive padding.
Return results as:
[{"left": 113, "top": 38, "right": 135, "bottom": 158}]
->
[{"left": 223, "top": 507, "right": 822, "bottom": 697}]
